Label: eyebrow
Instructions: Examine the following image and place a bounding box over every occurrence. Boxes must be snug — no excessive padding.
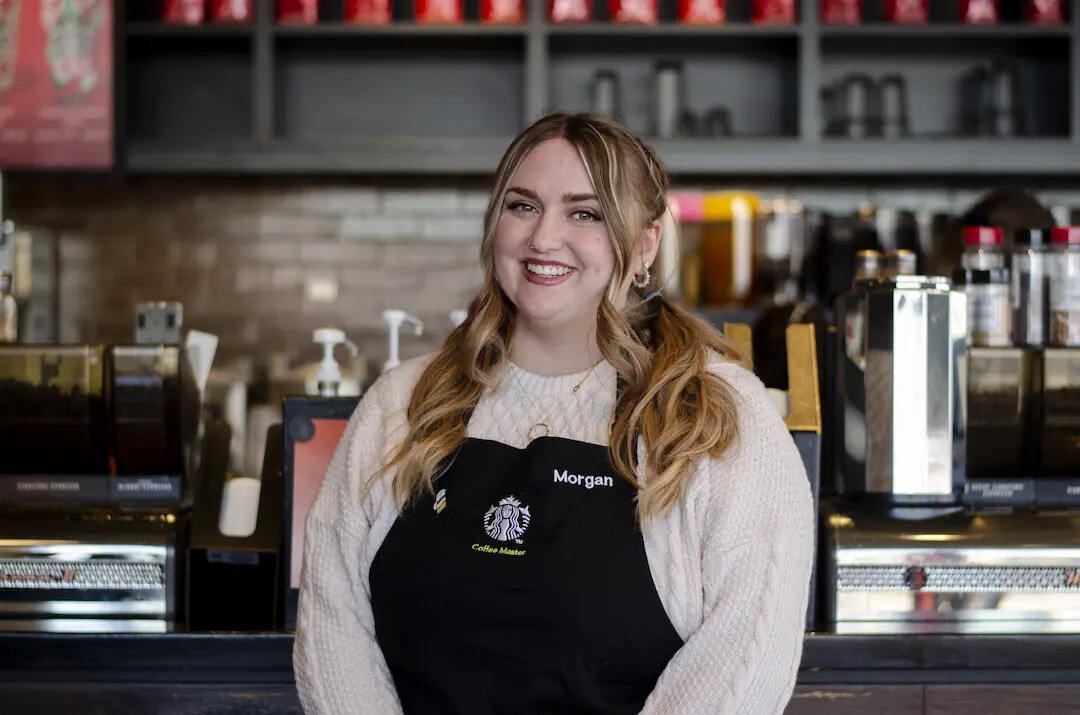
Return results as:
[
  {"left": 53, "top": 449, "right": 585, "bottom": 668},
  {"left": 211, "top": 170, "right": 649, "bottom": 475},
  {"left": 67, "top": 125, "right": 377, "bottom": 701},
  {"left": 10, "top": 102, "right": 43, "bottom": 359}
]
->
[{"left": 507, "top": 186, "right": 598, "bottom": 203}]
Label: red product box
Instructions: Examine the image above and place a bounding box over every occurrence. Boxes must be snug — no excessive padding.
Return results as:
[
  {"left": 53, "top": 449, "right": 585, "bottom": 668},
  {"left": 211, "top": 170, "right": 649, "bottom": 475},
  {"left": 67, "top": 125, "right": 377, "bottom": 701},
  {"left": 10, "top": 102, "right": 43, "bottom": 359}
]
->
[
  {"left": 959, "top": 0, "right": 997, "bottom": 23},
  {"left": 163, "top": 0, "right": 205, "bottom": 24},
  {"left": 885, "top": 0, "right": 926, "bottom": 23},
  {"left": 210, "top": 0, "right": 253, "bottom": 22},
  {"left": 753, "top": 0, "right": 794, "bottom": 23},
  {"left": 678, "top": 0, "right": 725, "bottom": 24},
  {"left": 345, "top": 0, "right": 392, "bottom": 23},
  {"left": 415, "top": 0, "right": 462, "bottom": 23},
  {"left": 549, "top": 0, "right": 591, "bottom": 22},
  {"left": 278, "top": 0, "right": 319, "bottom": 23},
  {"left": 610, "top": 0, "right": 657, "bottom": 23},
  {"left": 1026, "top": 0, "right": 1063, "bottom": 23},
  {"left": 482, "top": 0, "right": 526, "bottom": 23},
  {"left": 821, "top": 0, "right": 860, "bottom": 23}
]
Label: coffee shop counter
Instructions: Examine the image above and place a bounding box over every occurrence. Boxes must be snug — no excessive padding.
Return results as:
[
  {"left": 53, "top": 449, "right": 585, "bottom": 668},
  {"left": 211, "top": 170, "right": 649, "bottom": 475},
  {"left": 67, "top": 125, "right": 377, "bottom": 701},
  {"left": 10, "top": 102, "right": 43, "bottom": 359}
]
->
[{"left": 1, "top": 632, "right": 1078, "bottom": 714}]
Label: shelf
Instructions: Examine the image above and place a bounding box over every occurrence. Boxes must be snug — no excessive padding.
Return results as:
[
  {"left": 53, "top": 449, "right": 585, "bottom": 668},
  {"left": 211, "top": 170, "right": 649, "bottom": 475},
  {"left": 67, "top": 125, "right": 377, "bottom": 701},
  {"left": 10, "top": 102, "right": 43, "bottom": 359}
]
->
[
  {"left": 657, "top": 138, "right": 1080, "bottom": 174},
  {"left": 272, "top": 35, "right": 524, "bottom": 139},
  {"left": 125, "top": 36, "right": 253, "bottom": 144},
  {"left": 546, "top": 22, "right": 801, "bottom": 37},
  {"left": 124, "top": 138, "right": 1080, "bottom": 176},
  {"left": 124, "top": 22, "right": 255, "bottom": 38},
  {"left": 113, "top": 9, "right": 1080, "bottom": 178},
  {"left": 272, "top": 22, "right": 528, "bottom": 38},
  {"left": 124, "top": 137, "right": 515, "bottom": 174},
  {"left": 820, "top": 24, "right": 1073, "bottom": 39}
]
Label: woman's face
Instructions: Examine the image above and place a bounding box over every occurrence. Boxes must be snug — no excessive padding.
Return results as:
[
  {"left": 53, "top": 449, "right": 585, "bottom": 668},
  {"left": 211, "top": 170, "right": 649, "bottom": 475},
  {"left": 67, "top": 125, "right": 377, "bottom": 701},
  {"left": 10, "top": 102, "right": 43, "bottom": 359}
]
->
[{"left": 493, "top": 138, "right": 620, "bottom": 336}]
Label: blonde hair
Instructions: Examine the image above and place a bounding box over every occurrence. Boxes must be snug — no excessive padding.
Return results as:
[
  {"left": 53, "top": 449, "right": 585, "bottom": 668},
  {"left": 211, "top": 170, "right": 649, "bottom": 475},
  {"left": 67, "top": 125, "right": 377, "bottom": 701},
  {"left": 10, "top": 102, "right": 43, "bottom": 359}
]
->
[{"left": 381, "top": 112, "right": 747, "bottom": 522}]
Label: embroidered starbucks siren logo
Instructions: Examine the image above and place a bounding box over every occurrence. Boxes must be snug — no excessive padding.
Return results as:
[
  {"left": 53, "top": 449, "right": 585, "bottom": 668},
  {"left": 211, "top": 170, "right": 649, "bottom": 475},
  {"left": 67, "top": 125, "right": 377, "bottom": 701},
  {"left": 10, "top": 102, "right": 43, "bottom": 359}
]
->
[{"left": 483, "top": 496, "right": 531, "bottom": 542}]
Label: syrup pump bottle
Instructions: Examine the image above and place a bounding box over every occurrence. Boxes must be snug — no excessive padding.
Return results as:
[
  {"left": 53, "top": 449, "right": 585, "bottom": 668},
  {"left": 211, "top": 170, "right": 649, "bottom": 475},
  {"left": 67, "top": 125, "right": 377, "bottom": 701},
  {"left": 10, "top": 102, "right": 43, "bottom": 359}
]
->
[
  {"left": 313, "top": 328, "right": 359, "bottom": 397},
  {"left": 382, "top": 309, "right": 424, "bottom": 373}
]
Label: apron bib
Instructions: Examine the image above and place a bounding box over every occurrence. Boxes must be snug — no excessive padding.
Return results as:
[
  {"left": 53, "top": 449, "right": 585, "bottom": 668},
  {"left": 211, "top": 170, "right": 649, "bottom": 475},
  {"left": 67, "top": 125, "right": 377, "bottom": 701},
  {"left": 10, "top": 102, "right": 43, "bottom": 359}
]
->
[{"left": 369, "top": 436, "right": 683, "bottom": 715}]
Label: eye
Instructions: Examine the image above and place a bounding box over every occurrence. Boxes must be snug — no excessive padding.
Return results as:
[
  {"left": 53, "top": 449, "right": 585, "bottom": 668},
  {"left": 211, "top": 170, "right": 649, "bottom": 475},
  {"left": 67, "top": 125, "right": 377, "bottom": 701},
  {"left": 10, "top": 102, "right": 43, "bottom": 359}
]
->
[
  {"left": 572, "top": 209, "right": 601, "bottom": 222},
  {"left": 506, "top": 200, "right": 536, "bottom": 214}
]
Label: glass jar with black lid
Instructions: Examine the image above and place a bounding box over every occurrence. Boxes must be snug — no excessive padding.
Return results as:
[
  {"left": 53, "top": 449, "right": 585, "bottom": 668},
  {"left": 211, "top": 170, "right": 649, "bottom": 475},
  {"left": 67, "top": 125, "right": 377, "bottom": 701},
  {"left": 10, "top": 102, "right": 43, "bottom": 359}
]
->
[
  {"left": 1049, "top": 227, "right": 1080, "bottom": 347},
  {"left": 954, "top": 266, "right": 1011, "bottom": 347},
  {"left": 1011, "top": 228, "right": 1052, "bottom": 347}
]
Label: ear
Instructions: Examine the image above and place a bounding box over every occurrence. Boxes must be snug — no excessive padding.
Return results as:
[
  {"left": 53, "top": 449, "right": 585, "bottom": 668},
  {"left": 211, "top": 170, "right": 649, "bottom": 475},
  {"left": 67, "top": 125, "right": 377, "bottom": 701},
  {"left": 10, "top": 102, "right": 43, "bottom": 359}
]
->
[{"left": 636, "top": 219, "right": 663, "bottom": 273}]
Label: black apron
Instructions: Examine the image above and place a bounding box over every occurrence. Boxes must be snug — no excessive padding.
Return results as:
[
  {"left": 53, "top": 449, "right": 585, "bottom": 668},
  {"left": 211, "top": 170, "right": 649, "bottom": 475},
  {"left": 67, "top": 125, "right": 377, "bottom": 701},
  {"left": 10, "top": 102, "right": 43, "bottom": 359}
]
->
[{"left": 369, "top": 436, "right": 684, "bottom": 715}]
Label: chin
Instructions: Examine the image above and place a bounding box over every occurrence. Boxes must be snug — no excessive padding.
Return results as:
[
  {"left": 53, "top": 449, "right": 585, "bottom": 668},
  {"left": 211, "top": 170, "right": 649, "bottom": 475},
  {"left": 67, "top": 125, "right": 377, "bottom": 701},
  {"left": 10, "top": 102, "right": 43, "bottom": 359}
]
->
[
  {"left": 513, "top": 298, "right": 569, "bottom": 324},
  {"left": 514, "top": 296, "right": 596, "bottom": 329}
]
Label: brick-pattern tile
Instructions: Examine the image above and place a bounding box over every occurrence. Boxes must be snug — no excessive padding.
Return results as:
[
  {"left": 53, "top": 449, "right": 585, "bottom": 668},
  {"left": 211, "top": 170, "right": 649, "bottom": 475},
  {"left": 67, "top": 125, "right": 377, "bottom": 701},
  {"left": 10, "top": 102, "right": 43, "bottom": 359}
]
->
[
  {"left": 8, "top": 178, "right": 495, "bottom": 374},
  {"left": 383, "top": 189, "right": 459, "bottom": 216}
]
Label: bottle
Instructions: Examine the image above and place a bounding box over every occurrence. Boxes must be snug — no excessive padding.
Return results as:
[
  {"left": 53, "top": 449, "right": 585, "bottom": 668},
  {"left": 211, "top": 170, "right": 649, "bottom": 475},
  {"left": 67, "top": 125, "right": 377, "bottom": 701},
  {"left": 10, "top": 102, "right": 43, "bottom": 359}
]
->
[
  {"left": 313, "top": 328, "right": 359, "bottom": 397},
  {"left": 700, "top": 192, "right": 760, "bottom": 307},
  {"left": 382, "top": 310, "right": 424, "bottom": 373},
  {"left": 961, "top": 226, "right": 1006, "bottom": 270},
  {"left": 953, "top": 267, "right": 1011, "bottom": 347},
  {"left": 1049, "top": 227, "right": 1080, "bottom": 347},
  {"left": 884, "top": 249, "right": 917, "bottom": 280},
  {"left": 0, "top": 270, "right": 16, "bottom": 343},
  {"left": 1011, "top": 228, "right": 1051, "bottom": 347},
  {"left": 758, "top": 198, "right": 805, "bottom": 305},
  {"left": 852, "top": 249, "right": 882, "bottom": 284}
]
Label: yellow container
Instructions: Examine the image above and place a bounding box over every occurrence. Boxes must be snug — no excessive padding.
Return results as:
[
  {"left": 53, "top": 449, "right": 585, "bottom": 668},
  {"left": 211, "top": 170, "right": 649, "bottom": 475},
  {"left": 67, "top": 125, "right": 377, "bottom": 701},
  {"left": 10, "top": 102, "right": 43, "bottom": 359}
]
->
[{"left": 699, "top": 191, "right": 762, "bottom": 307}]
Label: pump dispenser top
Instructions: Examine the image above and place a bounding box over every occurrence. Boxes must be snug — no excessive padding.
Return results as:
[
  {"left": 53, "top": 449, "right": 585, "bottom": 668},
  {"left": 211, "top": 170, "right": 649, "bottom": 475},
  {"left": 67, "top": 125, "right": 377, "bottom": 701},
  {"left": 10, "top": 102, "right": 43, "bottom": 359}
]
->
[{"left": 313, "top": 327, "right": 359, "bottom": 397}]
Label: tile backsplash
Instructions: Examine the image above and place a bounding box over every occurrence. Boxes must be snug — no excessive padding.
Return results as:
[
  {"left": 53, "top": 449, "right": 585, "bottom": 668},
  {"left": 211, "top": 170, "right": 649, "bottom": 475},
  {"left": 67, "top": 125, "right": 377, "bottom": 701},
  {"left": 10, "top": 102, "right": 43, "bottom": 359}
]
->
[
  {"left": 11, "top": 174, "right": 1080, "bottom": 385},
  {"left": 8, "top": 176, "right": 493, "bottom": 375}
]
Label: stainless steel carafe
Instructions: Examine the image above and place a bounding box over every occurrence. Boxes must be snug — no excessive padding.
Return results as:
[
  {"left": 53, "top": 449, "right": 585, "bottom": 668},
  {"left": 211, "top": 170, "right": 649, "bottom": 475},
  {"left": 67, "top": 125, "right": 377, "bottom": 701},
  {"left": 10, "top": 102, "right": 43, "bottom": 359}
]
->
[{"left": 836, "top": 275, "right": 968, "bottom": 503}]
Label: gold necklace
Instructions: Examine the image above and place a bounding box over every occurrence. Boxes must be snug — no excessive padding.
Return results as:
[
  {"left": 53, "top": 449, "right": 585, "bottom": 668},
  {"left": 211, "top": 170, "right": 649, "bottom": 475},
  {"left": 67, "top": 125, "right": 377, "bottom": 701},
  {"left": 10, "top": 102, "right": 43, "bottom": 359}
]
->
[{"left": 510, "top": 360, "right": 602, "bottom": 442}]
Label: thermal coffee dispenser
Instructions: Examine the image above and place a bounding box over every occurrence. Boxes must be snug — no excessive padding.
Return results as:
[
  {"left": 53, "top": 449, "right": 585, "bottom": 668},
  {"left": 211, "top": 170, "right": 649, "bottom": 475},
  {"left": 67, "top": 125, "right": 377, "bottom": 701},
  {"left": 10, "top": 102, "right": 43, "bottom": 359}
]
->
[
  {"left": 823, "top": 273, "right": 1080, "bottom": 634},
  {"left": 834, "top": 274, "right": 968, "bottom": 504}
]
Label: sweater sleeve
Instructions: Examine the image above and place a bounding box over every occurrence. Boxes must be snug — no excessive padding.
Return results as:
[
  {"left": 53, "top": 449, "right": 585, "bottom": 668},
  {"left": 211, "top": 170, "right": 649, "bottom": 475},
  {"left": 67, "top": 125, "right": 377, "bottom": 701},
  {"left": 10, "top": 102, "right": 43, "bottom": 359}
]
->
[
  {"left": 292, "top": 372, "right": 406, "bottom": 715},
  {"left": 641, "top": 362, "right": 815, "bottom": 715}
]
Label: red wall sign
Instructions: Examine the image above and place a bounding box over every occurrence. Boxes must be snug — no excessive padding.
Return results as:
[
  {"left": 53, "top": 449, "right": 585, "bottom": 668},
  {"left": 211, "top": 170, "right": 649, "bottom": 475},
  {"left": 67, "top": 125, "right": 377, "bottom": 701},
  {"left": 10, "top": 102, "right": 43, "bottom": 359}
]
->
[{"left": 0, "top": 0, "right": 113, "bottom": 170}]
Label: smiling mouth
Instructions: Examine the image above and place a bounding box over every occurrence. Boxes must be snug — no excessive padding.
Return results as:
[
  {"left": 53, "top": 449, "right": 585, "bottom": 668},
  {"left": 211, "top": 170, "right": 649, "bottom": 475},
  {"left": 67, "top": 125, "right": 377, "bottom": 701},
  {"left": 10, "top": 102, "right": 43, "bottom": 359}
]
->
[{"left": 524, "top": 261, "right": 573, "bottom": 277}]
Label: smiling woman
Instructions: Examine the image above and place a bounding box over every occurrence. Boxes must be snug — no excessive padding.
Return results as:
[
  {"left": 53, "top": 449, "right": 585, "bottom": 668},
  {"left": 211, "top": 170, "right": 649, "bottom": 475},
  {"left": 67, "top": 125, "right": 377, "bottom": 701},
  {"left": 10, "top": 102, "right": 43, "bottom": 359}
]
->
[
  {"left": 493, "top": 138, "right": 648, "bottom": 369},
  {"left": 294, "top": 112, "right": 815, "bottom": 715}
]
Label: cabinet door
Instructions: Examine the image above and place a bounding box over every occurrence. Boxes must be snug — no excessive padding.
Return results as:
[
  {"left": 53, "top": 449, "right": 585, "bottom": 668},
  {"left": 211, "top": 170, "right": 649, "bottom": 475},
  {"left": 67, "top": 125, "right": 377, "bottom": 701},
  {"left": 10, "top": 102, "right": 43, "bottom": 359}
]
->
[
  {"left": 786, "top": 685, "right": 924, "bottom": 715},
  {"left": 926, "top": 684, "right": 1080, "bottom": 715}
]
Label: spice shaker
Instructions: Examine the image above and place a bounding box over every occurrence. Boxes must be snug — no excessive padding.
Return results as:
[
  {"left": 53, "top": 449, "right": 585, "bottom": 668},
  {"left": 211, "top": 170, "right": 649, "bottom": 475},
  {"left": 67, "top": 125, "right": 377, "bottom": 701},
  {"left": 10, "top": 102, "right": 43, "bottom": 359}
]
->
[
  {"left": 0, "top": 270, "right": 16, "bottom": 343},
  {"left": 953, "top": 267, "right": 1011, "bottom": 347},
  {"left": 961, "top": 225, "right": 1005, "bottom": 270},
  {"left": 1011, "top": 228, "right": 1051, "bottom": 347},
  {"left": 1049, "top": 227, "right": 1080, "bottom": 347}
]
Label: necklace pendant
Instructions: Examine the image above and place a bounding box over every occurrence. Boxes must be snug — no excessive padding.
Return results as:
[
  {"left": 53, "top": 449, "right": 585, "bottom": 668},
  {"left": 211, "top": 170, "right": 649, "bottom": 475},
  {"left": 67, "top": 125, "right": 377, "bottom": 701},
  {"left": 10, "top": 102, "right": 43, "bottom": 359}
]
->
[{"left": 527, "top": 422, "right": 550, "bottom": 441}]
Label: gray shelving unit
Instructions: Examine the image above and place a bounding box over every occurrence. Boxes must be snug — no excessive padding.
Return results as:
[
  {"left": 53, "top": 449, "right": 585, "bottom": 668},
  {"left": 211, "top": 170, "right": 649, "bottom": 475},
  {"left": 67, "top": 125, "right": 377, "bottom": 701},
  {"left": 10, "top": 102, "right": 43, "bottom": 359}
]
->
[{"left": 118, "top": 0, "right": 1080, "bottom": 176}]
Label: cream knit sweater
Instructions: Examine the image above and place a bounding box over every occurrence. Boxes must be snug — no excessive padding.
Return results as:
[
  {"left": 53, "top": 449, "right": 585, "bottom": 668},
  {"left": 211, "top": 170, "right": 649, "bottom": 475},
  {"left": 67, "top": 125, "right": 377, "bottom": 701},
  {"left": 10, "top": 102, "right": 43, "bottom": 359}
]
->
[{"left": 293, "top": 353, "right": 815, "bottom": 715}]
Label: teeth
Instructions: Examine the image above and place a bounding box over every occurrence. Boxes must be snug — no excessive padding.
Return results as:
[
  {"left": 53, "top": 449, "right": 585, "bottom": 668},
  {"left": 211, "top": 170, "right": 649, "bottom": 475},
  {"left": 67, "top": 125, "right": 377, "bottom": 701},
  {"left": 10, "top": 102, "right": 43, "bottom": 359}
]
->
[{"left": 526, "top": 262, "right": 572, "bottom": 277}]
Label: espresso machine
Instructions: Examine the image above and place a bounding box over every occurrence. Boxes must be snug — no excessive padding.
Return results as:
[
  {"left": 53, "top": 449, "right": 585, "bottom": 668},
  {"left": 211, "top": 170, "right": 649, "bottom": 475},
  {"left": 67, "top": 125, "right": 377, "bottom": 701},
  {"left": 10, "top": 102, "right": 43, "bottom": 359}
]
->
[
  {"left": 0, "top": 304, "right": 199, "bottom": 633},
  {"left": 822, "top": 272, "right": 1080, "bottom": 634}
]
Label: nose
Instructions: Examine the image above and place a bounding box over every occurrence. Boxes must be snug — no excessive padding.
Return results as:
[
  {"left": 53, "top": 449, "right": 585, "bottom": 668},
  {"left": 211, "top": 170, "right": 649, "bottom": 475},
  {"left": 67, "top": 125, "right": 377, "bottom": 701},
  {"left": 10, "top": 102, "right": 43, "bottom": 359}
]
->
[{"left": 527, "top": 211, "right": 565, "bottom": 253}]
